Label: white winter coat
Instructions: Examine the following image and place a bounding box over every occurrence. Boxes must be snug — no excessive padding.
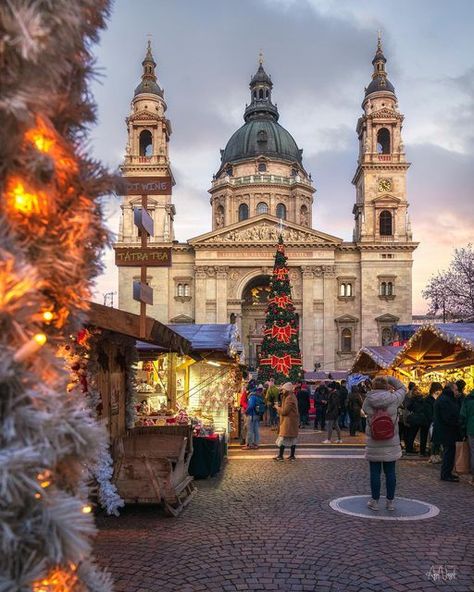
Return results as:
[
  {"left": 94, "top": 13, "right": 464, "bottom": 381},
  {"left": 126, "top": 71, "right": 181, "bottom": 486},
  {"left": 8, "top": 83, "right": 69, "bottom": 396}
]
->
[{"left": 362, "top": 377, "right": 407, "bottom": 462}]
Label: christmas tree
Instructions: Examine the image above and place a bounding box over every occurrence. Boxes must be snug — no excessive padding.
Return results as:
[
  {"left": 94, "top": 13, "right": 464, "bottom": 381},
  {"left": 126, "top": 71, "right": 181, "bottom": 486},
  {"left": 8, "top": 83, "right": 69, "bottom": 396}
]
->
[
  {"left": 0, "top": 1, "right": 113, "bottom": 590},
  {"left": 257, "top": 236, "right": 303, "bottom": 384}
]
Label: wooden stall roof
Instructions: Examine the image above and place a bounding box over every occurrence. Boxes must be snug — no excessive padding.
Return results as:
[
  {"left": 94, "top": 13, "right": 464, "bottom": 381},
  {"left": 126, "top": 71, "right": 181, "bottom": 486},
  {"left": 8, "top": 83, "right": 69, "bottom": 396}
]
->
[
  {"left": 393, "top": 323, "right": 474, "bottom": 373},
  {"left": 136, "top": 323, "right": 241, "bottom": 363},
  {"left": 87, "top": 302, "right": 191, "bottom": 355},
  {"left": 304, "top": 371, "right": 349, "bottom": 382},
  {"left": 350, "top": 346, "right": 402, "bottom": 375}
]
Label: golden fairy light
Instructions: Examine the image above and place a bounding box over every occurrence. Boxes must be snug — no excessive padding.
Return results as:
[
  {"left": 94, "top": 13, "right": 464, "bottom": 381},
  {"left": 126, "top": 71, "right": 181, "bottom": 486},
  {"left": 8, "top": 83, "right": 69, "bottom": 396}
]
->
[
  {"left": 32, "top": 565, "right": 78, "bottom": 592},
  {"left": 6, "top": 178, "right": 48, "bottom": 216},
  {"left": 81, "top": 504, "right": 92, "bottom": 514}
]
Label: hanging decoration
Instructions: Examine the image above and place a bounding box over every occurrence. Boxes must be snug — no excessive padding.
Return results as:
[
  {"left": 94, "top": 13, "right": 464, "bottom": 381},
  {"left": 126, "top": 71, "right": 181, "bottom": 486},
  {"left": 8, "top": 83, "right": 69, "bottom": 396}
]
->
[
  {"left": 59, "top": 329, "right": 129, "bottom": 517},
  {"left": 0, "top": 0, "right": 113, "bottom": 589},
  {"left": 196, "top": 366, "right": 241, "bottom": 413},
  {"left": 257, "top": 235, "right": 303, "bottom": 384}
]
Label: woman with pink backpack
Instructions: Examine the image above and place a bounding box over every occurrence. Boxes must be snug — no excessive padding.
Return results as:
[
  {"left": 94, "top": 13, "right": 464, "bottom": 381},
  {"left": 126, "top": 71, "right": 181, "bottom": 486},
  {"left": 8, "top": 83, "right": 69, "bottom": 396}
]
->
[{"left": 363, "top": 375, "right": 407, "bottom": 511}]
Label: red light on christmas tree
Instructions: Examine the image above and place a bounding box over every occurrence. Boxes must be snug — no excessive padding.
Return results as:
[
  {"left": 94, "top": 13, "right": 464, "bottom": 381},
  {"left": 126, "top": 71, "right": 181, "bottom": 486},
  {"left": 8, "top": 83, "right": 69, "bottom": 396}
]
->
[{"left": 257, "top": 235, "right": 303, "bottom": 384}]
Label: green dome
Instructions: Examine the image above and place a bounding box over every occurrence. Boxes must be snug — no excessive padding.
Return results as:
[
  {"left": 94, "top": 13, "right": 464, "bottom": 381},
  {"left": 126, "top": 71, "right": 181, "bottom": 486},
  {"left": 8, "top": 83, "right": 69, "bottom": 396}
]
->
[{"left": 221, "top": 119, "right": 302, "bottom": 166}]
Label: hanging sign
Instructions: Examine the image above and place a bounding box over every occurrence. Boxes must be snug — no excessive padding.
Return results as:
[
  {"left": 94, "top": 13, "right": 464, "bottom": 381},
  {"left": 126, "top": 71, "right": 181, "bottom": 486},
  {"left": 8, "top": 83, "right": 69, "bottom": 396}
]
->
[
  {"left": 118, "top": 176, "right": 172, "bottom": 195},
  {"left": 115, "top": 247, "right": 172, "bottom": 267}
]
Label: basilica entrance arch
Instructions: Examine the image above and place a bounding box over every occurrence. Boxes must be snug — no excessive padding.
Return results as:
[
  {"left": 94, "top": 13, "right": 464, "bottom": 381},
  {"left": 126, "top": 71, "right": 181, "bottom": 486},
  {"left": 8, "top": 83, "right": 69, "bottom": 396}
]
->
[{"left": 241, "top": 275, "right": 271, "bottom": 370}]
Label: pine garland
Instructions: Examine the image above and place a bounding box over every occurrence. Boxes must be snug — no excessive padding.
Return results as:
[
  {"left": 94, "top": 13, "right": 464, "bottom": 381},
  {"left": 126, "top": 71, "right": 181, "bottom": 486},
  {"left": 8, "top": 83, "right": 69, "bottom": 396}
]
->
[{"left": 0, "top": 0, "right": 113, "bottom": 589}]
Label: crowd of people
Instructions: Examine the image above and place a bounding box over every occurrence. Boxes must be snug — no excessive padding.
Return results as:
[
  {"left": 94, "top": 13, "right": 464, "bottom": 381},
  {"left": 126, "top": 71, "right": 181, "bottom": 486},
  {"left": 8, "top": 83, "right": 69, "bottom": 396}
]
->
[{"left": 238, "top": 375, "right": 474, "bottom": 509}]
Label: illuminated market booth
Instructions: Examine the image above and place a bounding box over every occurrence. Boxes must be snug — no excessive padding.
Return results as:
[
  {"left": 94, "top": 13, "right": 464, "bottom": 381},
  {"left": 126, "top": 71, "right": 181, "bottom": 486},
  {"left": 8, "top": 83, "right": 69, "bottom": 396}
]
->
[
  {"left": 135, "top": 323, "right": 243, "bottom": 435},
  {"left": 350, "top": 345, "right": 402, "bottom": 376},
  {"left": 350, "top": 324, "right": 474, "bottom": 391},
  {"left": 391, "top": 323, "right": 474, "bottom": 390},
  {"left": 71, "top": 305, "right": 243, "bottom": 514}
]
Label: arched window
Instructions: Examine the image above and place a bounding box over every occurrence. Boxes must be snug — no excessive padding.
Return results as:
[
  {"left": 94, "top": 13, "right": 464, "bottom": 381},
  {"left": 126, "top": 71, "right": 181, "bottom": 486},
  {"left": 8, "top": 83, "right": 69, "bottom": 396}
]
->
[
  {"left": 184, "top": 284, "right": 190, "bottom": 297},
  {"left": 177, "top": 284, "right": 184, "bottom": 297},
  {"left": 382, "top": 327, "right": 392, "bottom": 346},
  {"left": 256, "top": 202, "right": 268, "bottom": 215},
  {"left": 387, "top": 282, "right": 393, "bottom": 296},
  {"left": 259, "top": 89, "right": 264, "bottom": 99},
  {"left": 377, "top": 128, "right": 391, "bottom": 154},
  {"left": 258, "top": 162, "right": 267, "bottom": 172},
  {"left": 346, "top": 283, "right": 353, "bottom": 297},
  {"left": 238, "top": 203, "right": 249, "bottom": 221},
  {"left": 380, "top": 282, "right": 387, "bottom": 296},
  {"left": 339, "top": 283, "right": 346, "bottom": 297},
  {"left": 230, "top": 313, "right": 236, "bottom": 324},
  {"left": 379, "top": 210, "right": 393, "bottom": 236},
  {"left": 226, "top": 165, "right": 233, "bottom": 177},
  {"left": 341, "top": 329, "right": 352, "bottom": 353},
  {"left": 276, "top": 203, "right": 287, "bottom": 220},
  {"left": 139, "top": 130, "right": 153, "bottom": 157}
]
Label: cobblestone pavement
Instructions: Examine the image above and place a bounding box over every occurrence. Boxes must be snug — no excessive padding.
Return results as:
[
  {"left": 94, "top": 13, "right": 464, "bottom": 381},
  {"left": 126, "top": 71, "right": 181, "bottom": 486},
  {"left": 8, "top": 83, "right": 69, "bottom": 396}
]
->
[{"left": 95, "top": 455, "right": 474, "bottom": 592}]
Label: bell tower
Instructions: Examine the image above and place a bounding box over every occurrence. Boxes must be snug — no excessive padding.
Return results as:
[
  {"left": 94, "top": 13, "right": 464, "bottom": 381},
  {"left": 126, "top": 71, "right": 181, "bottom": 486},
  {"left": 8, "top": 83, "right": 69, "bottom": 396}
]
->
[
  {"left": 352, "top": 34, "right": 412, "bottom": 243},
  {"left": 118, "top": 41, "right": 175, "bottom": 244}
]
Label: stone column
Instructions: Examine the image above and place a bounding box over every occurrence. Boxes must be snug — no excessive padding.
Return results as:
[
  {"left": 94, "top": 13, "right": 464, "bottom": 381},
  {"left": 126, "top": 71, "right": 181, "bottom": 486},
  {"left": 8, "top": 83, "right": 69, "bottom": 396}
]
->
[
  {"left": 301, "top": 266, "right": 314, "bottom": 371},
  {"left": 194, "top": 266, "right": 207, "bottom": 323},
  {"left": 216, "top": 267, "right": 229, "bottom": 323},
  {"left": 322, "top": 265, "right": 336, "bottom": 371}
]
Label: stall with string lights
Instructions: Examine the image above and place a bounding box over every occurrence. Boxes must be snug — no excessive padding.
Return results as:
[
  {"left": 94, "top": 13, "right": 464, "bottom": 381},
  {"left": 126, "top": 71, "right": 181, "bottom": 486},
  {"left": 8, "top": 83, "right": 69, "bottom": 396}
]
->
[
  {"left": 135, "top": 323, "right": 244, "bottom": 437},
  {"left": 350, "top": 345, "right": 403, "bottom": 376},
  {"left": 391, "top": 323, "right": 474, "bottom": 390}
]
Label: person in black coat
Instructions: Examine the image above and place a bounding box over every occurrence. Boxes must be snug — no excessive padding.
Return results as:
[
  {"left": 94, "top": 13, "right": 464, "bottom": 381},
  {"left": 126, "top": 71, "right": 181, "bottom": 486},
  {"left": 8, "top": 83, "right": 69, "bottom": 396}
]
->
[
  {"left": 297, "top": 383, "right": 311, "bottom": 428},
  {"left": 313, "top": 384, "right": 328, "bottom": 431},
  {"left": 433, "top": 383, "right": 461, "bottom": 481},
  {"left": 338, "top": 381, "right": 349, "bottom": 429},
  {"left": 347, "top": 386, "right": 363, "bottom": 436},
  {"left": 404, "top": 386, "right": 428, "bottom": 454}
]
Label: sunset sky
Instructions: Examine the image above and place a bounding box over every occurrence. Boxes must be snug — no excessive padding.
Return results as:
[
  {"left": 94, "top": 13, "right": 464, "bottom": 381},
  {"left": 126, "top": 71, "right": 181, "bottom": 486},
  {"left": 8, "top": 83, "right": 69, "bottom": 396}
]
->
[{"left": 90, "top": 0, "right": 474, "bottom": 313}]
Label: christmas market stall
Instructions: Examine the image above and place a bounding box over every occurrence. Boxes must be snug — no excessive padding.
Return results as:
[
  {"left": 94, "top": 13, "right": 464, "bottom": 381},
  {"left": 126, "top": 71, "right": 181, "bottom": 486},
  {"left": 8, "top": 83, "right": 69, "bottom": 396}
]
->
[
  {"left": 136, "top": 323, "right": 244, "bottom": 479},
  {"left": 62, "top": 302, "right": 194, "bottom": 515},
  {"left": 392, "top": 323, "right": 474, "bottom": 390},
  {"left": 349, "top": 346, "right": 402, "bottom": 376}
]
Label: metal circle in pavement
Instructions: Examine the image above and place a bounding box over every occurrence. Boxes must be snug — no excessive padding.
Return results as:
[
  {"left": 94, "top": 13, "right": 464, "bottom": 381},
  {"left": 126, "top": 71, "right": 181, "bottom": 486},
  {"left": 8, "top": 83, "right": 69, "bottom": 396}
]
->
[{"left": 329, "top": 495, "right": 440, "bottom": 521}]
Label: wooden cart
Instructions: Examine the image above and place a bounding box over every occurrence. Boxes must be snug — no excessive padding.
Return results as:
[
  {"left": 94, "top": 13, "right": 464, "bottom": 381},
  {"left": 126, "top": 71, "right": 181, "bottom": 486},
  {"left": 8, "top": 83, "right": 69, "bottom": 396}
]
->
[{"left": 112, "top": 425, "right": 196, "bottom": 516}]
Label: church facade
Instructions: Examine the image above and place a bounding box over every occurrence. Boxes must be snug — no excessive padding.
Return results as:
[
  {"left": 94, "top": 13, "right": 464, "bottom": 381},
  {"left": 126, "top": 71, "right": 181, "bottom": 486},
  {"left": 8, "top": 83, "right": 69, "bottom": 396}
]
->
[{"left": 114, "top": 39, "right": 417, "bottom": 371}]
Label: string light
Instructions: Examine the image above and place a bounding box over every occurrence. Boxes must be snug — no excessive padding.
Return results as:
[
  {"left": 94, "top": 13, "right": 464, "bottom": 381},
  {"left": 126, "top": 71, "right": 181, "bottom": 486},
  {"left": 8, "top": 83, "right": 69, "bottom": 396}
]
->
[
  {"left": 6, "top": 178, "right": 47, "bottom": 216},
  {"left": 14, "top": 333, "right": 47, "bottom": 363},
  {"left": 42, "top": 310, "right": 54, "bottom": 322},
  {"left": 81, "top": 504, "right": 92, "bottom": 514},
  {"left": 32, "top": 566, "right": 78, "bottom": 592}
]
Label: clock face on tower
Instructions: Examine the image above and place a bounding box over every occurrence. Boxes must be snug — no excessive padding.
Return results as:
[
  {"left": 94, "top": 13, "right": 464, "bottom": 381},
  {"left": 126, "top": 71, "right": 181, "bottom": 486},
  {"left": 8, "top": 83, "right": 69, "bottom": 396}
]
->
[{"left": 378, "top": 178, "right": 392, "bottom": 192}]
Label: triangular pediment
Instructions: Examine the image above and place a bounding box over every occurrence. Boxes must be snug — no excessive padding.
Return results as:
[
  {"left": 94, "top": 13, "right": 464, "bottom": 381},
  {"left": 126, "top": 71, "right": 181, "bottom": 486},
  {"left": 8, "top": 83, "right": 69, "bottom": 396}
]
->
[
  {"left": 375, "top": 313, "right": 399, "bottom": 323},
  {"left": 128, "top": 110, "right": 160, "bottom": 122},
  {"left": 372, "top": 194, "right": 401, "bottom": 205},
  {"left": 369, "top": 107, "right": 401, "bottom": 120},
  {"left": 188, "top": 214, "right": 342, "bottom": 246},
  {"left": 335, "top": 314, "right": 359, "bottom": 324}
]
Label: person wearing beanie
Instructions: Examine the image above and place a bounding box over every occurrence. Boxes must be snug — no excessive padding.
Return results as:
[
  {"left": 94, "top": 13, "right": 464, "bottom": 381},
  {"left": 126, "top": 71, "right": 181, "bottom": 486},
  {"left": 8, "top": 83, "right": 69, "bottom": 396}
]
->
[
  {"left": 274, "top": 382, "right": 299, "bottom": 461},
  {"left": 363, "top": 375, "right": 407, "bottom": 512}
]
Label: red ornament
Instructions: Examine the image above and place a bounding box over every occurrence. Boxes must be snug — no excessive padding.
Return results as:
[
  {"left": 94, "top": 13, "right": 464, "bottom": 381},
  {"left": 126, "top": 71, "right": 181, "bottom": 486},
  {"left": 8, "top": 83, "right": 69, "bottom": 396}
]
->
[
  {"left": 264, "top": 323, "right": 297, "bottom": 344},
  {"left": 273, "top": 267, "right": 289, "bottom": 281}
]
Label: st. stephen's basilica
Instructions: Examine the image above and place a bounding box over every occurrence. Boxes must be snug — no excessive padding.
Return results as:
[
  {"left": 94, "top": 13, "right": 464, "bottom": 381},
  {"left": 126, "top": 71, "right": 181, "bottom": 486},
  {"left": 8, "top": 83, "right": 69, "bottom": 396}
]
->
[{"left": 114, "top": 37, "right": 417, "bottom": 371}]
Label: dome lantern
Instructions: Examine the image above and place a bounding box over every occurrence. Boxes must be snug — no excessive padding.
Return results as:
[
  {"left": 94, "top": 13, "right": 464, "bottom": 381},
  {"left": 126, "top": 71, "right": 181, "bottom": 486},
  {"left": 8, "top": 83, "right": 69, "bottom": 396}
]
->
[{"left": 134, "top": 40, "right": 163, "bottom": 97}]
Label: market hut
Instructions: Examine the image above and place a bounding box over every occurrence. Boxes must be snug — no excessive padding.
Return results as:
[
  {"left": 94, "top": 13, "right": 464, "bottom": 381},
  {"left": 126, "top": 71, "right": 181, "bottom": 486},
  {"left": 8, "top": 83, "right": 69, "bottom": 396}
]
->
[
  {"left": 84, "top": 302, "right": 190, "bottom": 439},
  {"left": 135, "top": 323, "right": 243, "bottom": 434},
  {"left": 392, "top": 323, "right": 474, "bottom": 390},
  {"left": 350, "top": 345, "right": 402, "bottom": 376}
]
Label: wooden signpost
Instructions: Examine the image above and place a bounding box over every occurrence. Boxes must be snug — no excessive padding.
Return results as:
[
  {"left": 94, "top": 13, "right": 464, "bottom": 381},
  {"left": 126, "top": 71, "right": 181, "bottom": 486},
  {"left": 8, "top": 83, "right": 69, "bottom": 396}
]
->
[{"left": 117, "top": 176, "right": 173, "bottom": 338}]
